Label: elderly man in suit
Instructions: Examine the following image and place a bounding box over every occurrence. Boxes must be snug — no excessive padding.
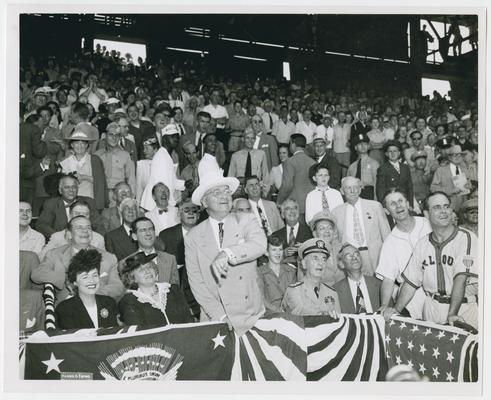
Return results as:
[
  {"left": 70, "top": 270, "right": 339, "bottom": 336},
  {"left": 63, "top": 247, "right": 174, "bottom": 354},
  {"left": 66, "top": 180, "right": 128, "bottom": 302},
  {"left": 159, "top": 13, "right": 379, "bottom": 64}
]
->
[
  {"left": 277, "top": 134, "right": 316, "bottom": 219},
  {"left": 272, "top": 198, "right": 313, "bottom": 265},
  {"left": 100, "top": 181, "right": 134, "bottom": 233},
  {"left": 334, "top": 243, "right": 381, "bottom": 314},
  {"left": 159, "top": 199, "right": 201, "bottom": 318},
  {"left": 249, "top": 114, "right": 279, "bottom": 171},
  {"left": 331, "top": 177, "right": 391, "bottom": 276},
  {"left": 376, "top": 140, "right": 414, "bottom": 207},
  {"left": 31, "top": 215, "right": 124, "bottom": 304},
  {"left": 104, "top": 198, "right": 139, "bottom": 261},
  {"left": 184, "top": 171, "right": 267, "bottom": 336},
  {"left": 228, "top": 131, "right": 269, "bottom": 181},
  {"left": 244, "top": 175, "right": 284, "bottom": 236},
  {"left": 430, "top": 144, "right": 471, "bottom": 212},
  {"left": 36, "top": 174, "right": 103, "bottom": 239}
]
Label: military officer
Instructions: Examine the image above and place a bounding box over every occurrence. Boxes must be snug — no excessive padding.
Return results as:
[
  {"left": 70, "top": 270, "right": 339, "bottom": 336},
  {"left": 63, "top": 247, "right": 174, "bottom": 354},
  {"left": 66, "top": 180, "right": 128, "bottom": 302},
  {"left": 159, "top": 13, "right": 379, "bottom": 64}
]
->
[{"left": 281, "top": 238, "right": 341, "bottom": 317}]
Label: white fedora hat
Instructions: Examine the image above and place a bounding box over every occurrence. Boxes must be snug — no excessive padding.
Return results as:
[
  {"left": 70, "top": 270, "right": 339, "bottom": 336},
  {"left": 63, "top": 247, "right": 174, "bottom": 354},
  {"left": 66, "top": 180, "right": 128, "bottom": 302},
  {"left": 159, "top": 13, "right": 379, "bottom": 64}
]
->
[{"left": 191, "top": 172, "right": 239, "bottom": 206}]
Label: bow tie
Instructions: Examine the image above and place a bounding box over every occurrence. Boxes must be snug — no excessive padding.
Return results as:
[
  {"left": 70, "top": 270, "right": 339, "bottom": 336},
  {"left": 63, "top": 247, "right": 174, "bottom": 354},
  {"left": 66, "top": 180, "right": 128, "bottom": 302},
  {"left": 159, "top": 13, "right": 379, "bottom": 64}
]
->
[{"left": 158, "top": 208, "right": 168, "bottom": 214}]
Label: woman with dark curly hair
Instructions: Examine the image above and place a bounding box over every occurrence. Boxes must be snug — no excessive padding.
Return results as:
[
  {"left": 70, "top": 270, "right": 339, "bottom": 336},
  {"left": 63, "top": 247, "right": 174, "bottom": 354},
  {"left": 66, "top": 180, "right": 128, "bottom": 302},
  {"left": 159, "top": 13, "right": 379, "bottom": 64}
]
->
[
  {"left": 118, "top": 252, "right": 193, "bottom": 328},
  {"left": 54, "top": 249, "right": 119, "bottom": 330}
]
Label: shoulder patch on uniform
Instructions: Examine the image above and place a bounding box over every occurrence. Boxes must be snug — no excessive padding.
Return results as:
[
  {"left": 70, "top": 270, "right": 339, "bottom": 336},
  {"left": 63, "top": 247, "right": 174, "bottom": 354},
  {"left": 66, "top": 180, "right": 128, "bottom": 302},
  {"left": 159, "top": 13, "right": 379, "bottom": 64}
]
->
[
  {"left": 322, "top": 282, "right": 336, "bottom": 291},
  {"left": 289, "top": 281, "right": 304, "bottom": 288}
]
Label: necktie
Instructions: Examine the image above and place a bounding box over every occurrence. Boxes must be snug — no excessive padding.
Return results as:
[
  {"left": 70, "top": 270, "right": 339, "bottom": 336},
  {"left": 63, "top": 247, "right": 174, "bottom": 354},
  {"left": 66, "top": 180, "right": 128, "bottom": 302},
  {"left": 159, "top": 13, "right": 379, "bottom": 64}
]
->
[
  {"left": 355, "top": 283, "right": 366, "bottom": 314},
  {"left": 321, "top": 190, "right": 330, "bottom": 213},
  {"left": 393, "top": 162, "right": 400, "bottom": 174},
  {"left": 257, "top": 204, "right": 272, "bottom": 236},
  {"left": 269, "top": 113, "right": 273, "bottom": 130},
  {"left": 314, "top": 286, "right": 320, "bottom": 298},
  {"left": 120, "top": 137, "right": 125, "bottom": 148},
  {"left": 197, "top": 134, "right": 203, "bottom": 158},
  {"left": 288, "top": 226, "right": 295, "bottom": 246},
  {"left": 179, "top": 124, "right": 185, "bottom": 136},
  {"left": 245, "top": 151, "right": 252, "bottom": 177},
  {"left": 158, "top": 208, "right": 168, "bottom": 215},
  {"left": 356, "top": 159, "right": 362, "bottom": 179},
  {"left": 353, "top": 207, "right": 365, "bottom": 246},
  {"left": 455, "top": 165, "right": 460, "bottom": 175},
  {"left": 218, "top": 222, "right": 224, "bottom": 248}
]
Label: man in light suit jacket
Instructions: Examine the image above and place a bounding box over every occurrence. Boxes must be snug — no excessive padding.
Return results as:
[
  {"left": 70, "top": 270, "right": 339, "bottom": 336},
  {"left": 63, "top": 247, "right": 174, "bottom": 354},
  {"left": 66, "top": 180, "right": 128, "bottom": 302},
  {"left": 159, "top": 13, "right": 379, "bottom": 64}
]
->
[
  {"left": 334, "top": 243, "right": 381, "bottom": 314},
  {"left": 244, "top": 176, "right": 284, "bottom": 235},
  {"left": 250, "top": 115, "right": 279, "bottom": 171},
  {"left": 228, "top": 131, "right": 270, "bottom": 181},
  {"left": 36, "top": 174, "right": 104, "bottom": 239},
  {"left": 277, "top": 134, "right": 316, "bottom": 216},
  {"left": 31, "top": 216, "right": 124, "bottom": 304},
  {"left": 430, "top": 144, "right": 470, "bottom": 211},
  {"left": 331, "top": 177, "right": 391, "bottom": 276},
  {"left": 185, "top": 172, "right": 267, "bottom": 336}
]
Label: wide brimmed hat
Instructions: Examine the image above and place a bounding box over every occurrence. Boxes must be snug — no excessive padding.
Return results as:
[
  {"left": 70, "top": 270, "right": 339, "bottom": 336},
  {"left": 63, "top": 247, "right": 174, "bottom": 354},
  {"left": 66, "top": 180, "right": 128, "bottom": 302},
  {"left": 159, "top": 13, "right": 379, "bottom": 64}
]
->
[
  {"left": 121, "top": 252, "right": 158, "bottom": 275},
  {"left": 191, "top": 171, "right": 240, "bottom": 206},
  {"left": 66, "top": 131, "right": 95, "bottom": 142},
  {"left": 309, "top": 211, "right": 336, "bottom": 231}
]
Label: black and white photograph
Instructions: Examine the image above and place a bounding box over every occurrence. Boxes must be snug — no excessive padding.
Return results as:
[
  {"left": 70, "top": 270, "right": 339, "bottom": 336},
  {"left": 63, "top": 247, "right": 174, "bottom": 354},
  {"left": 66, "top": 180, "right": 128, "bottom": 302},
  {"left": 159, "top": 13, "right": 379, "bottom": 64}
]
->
[{"left": 2, "top": 3, "right": 487, "bottom": 397}]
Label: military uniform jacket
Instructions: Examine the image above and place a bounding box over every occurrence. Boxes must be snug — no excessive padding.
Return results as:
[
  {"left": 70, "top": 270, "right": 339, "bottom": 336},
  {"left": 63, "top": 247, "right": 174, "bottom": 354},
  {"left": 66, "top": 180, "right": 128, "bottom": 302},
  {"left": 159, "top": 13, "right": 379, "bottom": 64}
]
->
[{"left": 281, "top": 281, "right": 341, "bottom": 316}]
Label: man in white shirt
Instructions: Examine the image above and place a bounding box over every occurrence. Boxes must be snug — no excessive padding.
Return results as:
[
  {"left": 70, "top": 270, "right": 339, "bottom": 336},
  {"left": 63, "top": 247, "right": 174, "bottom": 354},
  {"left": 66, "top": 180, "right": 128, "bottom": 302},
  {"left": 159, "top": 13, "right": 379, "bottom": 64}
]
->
[
  {"left": 334, "top": 243, "right": 382, "bottom": 314},
  {"left": 272, "top": 106, "right": 295, "bottom": 145},
  {"left": 140, "top": 124, "right": 185, "bottom": 212},
  {"left": 78, "top": 74, "right": 107, "bottom": 112},
  {"left": 145, "top": 182, "right": 179, "bottom": 235},
  {"left": 203, "top": 90, "right": 229, "bottom": 150},
  {"left": 295, "top": 109, "right": 317, "bottom": 144},
  {"left": 261, "top": 99, "right": 279, "bottom": 134},
  {"left": 313, "top": 115, "right": 334, "bottom": 154},
  {"left": 19, "top": 201, "right": 45, "bottom": 258},
  {"left": 376, "top": 189, "right": 432, "bottom": 319}
]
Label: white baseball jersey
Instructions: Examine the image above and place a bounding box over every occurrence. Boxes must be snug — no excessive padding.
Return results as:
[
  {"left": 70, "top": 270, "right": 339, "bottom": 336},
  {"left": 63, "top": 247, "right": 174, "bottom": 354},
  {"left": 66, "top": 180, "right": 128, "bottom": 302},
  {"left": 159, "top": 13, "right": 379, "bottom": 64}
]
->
[{"left": 402, "top": 227, "right": 478, "bottom": 298}]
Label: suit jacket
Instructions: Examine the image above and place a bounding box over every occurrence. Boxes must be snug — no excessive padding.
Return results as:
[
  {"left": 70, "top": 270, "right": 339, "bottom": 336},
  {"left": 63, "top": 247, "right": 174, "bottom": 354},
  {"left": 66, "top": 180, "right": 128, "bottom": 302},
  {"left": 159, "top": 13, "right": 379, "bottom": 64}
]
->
[
  {"left": 97, "top": 138, "right": 138, "bottom": 163},
  {"left": 330, "top": 199, "right": 391, "bottom": 274},
  {"left": 376, "top": 161, "right": 414, "bottom": 206},
  {"left": 20, "top": 250, "right": 41, "bottom": 290},
  {"left": 333, "top": 276, "right": 381, "bottom": 314},
  {"left": 153, "top": 251, "right": 180, "bottom": 285},
  {"left": 228, "top": 149, "right": 269, "bottom": 181},
  {"left": 54, "top": 294, "right": 118, "bottom": 330},
  {"left": 101, "top": 206, "right": 122, "bottom": 234},
  {"left": 104, "top": 225, "right": 138, "bottom": 261},
  {"left": 159, "top": 224, "right": 201, "bottom": 318},
  {"left": 36, "top": 196, "right": 104, "bottom": 239},
  {"left": 257, "top": 133, "right": 279, "bottom": 171},
  {"left": 315, "top": 153, "right": 342, "bottom": 190},
  {"left": 128, "top": 120, "right": 154, "bottom": 160},
  {"left": 184, "top": 213, "right": 267, "bottom": 336},
  {"left": 30, "top": 244, "right": 124, "bottom": 304},
  {"left": 20, "top": 288, "right": 45, "bottom": 333},
  {"left": 254, "top": 199, "right": 285, "bottom": 233},
  {"left": 20, "top": 122, "right": 47, "bottom": 202},
  {"left": 272, "top": 222, "right": 313, "bottom": 248},
  {"left": 277, "top": 150, "right": 316, "bottom": 214}
]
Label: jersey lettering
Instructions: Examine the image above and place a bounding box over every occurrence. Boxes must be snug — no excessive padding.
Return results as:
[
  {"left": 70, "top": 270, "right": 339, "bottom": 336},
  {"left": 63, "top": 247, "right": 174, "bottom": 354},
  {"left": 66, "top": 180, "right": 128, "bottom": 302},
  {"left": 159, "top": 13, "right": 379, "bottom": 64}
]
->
[{"left": 428, "top": 255, "right": 435, "bottom": 265}]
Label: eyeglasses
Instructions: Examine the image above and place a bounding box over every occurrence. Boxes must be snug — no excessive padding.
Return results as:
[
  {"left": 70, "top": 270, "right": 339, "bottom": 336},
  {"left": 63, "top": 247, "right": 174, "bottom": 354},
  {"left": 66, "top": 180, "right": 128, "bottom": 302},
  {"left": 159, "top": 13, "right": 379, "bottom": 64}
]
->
[{"left": 252, "top": 120, "right": 262, "bottom": 124}]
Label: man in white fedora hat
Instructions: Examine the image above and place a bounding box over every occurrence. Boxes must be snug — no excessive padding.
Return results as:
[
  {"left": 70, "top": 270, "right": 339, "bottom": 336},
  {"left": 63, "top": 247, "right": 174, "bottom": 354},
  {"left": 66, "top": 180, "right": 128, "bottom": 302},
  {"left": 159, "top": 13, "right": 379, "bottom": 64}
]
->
[
  {"left": 140, "top": 124, "right": 185, "bottom": 212},
  {"left": 184, "top": 170, "right": 267, "bottom": 336}
]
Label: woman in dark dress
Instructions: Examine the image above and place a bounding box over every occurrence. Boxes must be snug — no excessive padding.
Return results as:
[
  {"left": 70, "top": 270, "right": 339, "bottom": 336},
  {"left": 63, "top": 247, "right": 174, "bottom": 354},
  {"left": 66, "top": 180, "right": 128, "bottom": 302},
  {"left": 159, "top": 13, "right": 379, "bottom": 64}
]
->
[
  {"left": 55, "top": 249, "right": 119, "bottom": 330},
  {"left": 118, "top": 252, "right": 193, "bottom": 328}
]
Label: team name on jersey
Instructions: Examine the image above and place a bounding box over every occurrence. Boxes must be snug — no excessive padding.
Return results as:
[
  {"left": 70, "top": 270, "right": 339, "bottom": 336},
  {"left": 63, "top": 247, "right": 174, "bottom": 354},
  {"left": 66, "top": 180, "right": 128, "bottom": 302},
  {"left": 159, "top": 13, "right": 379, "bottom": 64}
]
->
[{"left": 421, "top": 254, "right": 454, "bottom": 270}]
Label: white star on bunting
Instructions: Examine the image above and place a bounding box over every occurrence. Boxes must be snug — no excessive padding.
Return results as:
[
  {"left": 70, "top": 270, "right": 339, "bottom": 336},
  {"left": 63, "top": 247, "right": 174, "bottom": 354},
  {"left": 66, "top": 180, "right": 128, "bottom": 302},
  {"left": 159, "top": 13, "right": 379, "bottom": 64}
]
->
[
  {"left": 395, "top": 355, "right": 402, "bottom": 365},
  {"left": 432, "top": 347, "right": 440, "bottom": 359},
  {"left": 419, "top": 344, "right": 427, "bottom": 355},
  {"left": 407, "top": 341, "right": 414, "bottom": 351},
  {"left": 389, "top": 319, "right": 396, "bottom": 327},
  {"left": 432, "top": 367, "right": 440, "bottom": 378},
  {"left": 424, "top": 328, "right": 432, "bottom": 336},
  {"left": 407, "top": 359, "right": 414, "bottom": 369},
  {"left": 211, "top": 331, "right": 226, "bottom": 350},
  {"left": 446, "top": 372, "right": 454, "bottom": 382},
  {"left": 385, "top": 335, "right": 391, "bottom": 343},
  {"left": 410, "top": 325, "right": 419, "bottom": 333},
  {"left": 450, "top": 333, "right": 460, "bottom": 344},
  {"left": 436, "top": 331, "right": 445, "bottom": 339},
  {"left": 395, "top": 337, "right": 402, "bottom": 348},
  {"left": 42, "top": 352, "right": 64, "bottom": 374},
  {"left": 399, "top": 321, "right": 407, "bottom": 329},
  {"left": 446, "top": 352, "right": 454, "bottom": 363},
  {"left": 419, "top": 363, "right": 427, "bottom": 375}
]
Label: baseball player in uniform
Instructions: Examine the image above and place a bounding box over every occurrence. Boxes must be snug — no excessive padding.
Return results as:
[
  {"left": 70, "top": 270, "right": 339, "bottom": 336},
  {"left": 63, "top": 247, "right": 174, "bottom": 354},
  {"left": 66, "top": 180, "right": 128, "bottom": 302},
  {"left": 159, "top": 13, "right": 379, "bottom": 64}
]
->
[
  {"left": 282, "top": 238, "right": 341, "bottom": 317},
  {"left": 384, "top": 192, "right": 478, "bottom": 329}
]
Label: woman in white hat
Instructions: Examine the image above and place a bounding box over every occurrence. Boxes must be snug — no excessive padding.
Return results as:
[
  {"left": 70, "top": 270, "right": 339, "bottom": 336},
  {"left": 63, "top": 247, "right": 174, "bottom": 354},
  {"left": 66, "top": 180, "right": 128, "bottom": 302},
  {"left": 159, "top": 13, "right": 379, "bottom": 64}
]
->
[{"left": 60, "top": 130, "right": 108, "bottom": 210}]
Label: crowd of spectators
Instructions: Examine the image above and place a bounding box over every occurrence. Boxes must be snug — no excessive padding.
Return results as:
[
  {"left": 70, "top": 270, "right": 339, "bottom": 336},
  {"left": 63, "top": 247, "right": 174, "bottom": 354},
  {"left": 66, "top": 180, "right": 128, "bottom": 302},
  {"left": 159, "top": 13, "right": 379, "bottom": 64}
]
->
[{"left": 19, "top": 45, "right": 479, "bottom": 339}]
